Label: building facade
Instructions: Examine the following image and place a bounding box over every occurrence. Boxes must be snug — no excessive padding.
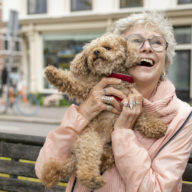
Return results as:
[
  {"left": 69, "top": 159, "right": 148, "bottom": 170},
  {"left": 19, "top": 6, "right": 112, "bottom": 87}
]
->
[
  {"left": 1, "top": 0, "right": 192, "bottom": 101},
  {"left": 0, "top": 0, "right": 22, "bottom": 89}
]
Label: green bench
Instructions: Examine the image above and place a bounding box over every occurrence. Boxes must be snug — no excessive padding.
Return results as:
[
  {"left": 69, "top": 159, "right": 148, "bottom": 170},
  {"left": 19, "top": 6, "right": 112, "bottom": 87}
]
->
[{"left": 0, "top": 132, "right": 191, "bottom": 192}]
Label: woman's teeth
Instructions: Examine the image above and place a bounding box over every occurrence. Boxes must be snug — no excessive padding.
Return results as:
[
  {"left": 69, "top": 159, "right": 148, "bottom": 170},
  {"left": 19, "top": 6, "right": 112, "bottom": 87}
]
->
[{"left": 139, "top": 58, "right": 154, "bottom": 66}]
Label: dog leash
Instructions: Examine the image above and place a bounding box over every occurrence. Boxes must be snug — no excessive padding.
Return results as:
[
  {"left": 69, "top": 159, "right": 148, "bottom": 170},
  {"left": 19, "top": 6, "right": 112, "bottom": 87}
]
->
[
  {"left": 71, "top": 110, "right": 192, "bottom": 192},
  {"left": 70, "top": 176, "right": 96, "bottom": 192}
]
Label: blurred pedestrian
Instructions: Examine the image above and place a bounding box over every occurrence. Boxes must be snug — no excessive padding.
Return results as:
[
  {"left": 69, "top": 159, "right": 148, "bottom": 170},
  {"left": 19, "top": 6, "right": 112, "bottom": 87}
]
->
[{"left": 1, "top": 66, "right": 8, "bottom": 97}]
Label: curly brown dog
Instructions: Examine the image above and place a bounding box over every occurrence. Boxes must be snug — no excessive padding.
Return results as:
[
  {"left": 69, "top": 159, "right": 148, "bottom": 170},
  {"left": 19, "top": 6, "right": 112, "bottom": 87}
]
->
[{"left": 42, "top": 34, "right": 167, "bottom": 190}]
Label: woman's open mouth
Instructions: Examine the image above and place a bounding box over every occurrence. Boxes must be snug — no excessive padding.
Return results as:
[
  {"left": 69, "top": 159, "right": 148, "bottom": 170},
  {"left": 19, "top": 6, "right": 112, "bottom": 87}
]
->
[{"left": 138, "top": 58, "right": 155, "bottom": 67}]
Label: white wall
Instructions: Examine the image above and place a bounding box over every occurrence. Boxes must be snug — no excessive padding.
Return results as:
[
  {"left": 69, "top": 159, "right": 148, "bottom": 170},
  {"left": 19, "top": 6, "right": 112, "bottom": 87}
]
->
[
  {"left": 145, "top": 0, "right": 176, "bottom": 10},
  {"left": 2, "top": 0, "right": 21, "bottom": 21},
  {"left": 93, "top": 0, "right": 118, "bottom": 12},
  {"left": 49, "top": 0, "right": 70, "bottom": 17},
  {"left": 3, "top": 0, "right": 187, "bottom": 22}
]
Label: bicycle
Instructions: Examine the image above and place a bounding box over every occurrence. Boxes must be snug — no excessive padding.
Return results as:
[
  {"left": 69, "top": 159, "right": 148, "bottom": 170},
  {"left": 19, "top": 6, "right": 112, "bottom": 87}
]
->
[{"left": 0, "top": 85, "right": 40, "bottom": 116}]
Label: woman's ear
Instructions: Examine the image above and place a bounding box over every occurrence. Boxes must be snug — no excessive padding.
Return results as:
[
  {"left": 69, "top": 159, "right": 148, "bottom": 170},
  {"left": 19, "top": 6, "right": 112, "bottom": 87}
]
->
[{"left": 70, "top": 49, "right": 89, "bottom": 78}]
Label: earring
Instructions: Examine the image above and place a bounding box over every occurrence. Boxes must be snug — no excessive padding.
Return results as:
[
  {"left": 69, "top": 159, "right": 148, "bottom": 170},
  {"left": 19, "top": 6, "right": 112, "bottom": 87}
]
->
[{"left": 160, "top": 72, "right": 166, "bottom": 81}]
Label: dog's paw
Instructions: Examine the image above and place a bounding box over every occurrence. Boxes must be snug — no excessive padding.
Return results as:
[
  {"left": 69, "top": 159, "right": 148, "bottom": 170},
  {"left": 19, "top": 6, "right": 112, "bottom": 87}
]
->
[
  {"left": 78, "top": 172, "right": 106, "bottom": 190},
  {"left": 135, "top": 112, "right": 168, "bottom": 139},
  {"left": 41, "top": 158, "right": 63, "bottom": 188}
]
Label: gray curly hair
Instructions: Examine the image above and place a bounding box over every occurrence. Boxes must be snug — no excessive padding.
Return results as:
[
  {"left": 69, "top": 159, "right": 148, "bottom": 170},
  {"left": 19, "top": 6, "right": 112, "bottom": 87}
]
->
[{"left": 110, "top": 11, "right": 176, "bottom": 70}]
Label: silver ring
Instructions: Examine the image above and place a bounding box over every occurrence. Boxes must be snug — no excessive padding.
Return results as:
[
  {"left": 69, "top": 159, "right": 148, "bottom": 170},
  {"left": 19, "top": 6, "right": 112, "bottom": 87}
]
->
[
  {"left": 129, "top": 98, "right": 135, "bottom": 110},
  {"left": 135, "top": 101, "right": 142, "bottom": 105},
  {"left": 123, "top": 101, "right": 129, "bottom": 107},
  {"left": 102, "top": 96, "right": 114, "bottom": 105},
  {"left": 103, "top": 88, "right": 107, "bottom": 95},
  {"left": 106, "top": 105, "right": 111, "bottom": 111}
]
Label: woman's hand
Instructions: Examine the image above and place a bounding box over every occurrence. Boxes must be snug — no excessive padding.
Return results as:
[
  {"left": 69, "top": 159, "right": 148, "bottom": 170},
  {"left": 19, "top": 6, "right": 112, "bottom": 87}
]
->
[
  {"left": 114, "top": 87, "right": 143, "bottom": 130},
  {"left": 79, "top": 78, "right": 126, "bottom": 121}
]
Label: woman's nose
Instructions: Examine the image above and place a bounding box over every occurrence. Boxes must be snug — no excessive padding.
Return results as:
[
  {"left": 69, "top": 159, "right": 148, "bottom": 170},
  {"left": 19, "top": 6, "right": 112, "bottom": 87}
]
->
[{"left": 140, "top": 40, "right": 153, "bottom": 52}]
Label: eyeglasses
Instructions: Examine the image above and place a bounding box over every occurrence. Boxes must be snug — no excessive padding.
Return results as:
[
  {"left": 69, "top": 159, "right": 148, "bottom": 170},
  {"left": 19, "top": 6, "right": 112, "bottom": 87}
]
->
[{"left": 125, "top": 34, "right": 168, "bottom": 52}]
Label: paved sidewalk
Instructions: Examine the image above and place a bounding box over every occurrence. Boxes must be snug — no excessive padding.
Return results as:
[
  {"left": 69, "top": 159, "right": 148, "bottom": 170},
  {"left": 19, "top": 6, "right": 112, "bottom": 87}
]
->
[{"left": 0, "top": 106, "right": 69, "bottom": 124}]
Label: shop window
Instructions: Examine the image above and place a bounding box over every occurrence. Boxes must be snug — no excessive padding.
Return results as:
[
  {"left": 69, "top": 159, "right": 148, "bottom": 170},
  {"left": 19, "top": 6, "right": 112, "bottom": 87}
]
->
[
  {"left": 2, "top": 38, "right": 21, "bottom": 52},
  {"left": 174, "top": 26, "right": 191, "bottom": 44},
  {"left": 71, "top": 0, "right": 92, "bottom": 11},
  {"left": 120, "top": 0, "right": 143, "bottom": 8},
  {"left": 43, "top": 33, "right": 102, "bottom": 89},
  {"left": 15, "top": 41, "right": 21, "bottom": 51},
  {"left": 168, "top": 50, "right": 190, "bottom": 101},
  {"left": 178, "top": 0, "right": 192, "bottom": 4},
  {"left": 27, "top": 0, "right": 47, "bottom": 14},
  {"left": 3, "top": 40, "right": 9, "bottom": 50}
]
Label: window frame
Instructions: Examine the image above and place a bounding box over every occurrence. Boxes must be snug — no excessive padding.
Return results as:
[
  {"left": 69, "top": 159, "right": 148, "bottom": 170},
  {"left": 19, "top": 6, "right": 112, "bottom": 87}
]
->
[
  {"left": 0, "top": 35, "right": 22, "bottom": 53},
  {"left": 169, "top": 25, "right": 192, "bottom": 101},
  {"left": 178, "top": 0, "right": 192, "bottom": 4},
  {"left": 71, "top": 0, "right": 92, "bottom": 12},
  {"left": 119, "top": 0, "right": 143, "bottom": 8},
  {"left": 27, "top": 0, "right": 47, "bottom": 15}
]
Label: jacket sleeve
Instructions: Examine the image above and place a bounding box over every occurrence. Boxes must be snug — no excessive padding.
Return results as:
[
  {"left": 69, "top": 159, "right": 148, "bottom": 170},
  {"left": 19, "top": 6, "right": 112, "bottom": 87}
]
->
[
  {"left": 35, "top": 104, "right": 89, "bottom": 179},
  {"left": 111, "top": 122, "right": 192, "bottom": 192}
]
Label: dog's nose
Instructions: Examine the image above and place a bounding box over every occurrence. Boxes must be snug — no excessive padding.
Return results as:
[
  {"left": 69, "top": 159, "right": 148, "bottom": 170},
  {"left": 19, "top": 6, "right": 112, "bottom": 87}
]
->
[{"left": 94, "top": 50, "right": 100, "bottom": 56}]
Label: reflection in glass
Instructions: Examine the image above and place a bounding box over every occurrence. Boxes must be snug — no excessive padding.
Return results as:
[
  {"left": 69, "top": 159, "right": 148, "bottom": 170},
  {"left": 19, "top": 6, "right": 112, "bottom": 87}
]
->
[
  {"left": 43, "top": 33, "right": 102, "bottom": 89},
  {"left": 168, "top": 50, "right": 190, "bottom": 101},
  {"left": 71, "top": 0, "right": 92, "bottom": 11},
  {"left": 28, "top": 0, "right": 47, "bottom": 14},
  {"left": 174, "top": 26, "right": 191, "bottom": 44},
  {"left": 120, "top": 0, "right": 143, "bottom": 8},
  {"left": 178, "top": 0, "right": 192, "bottom": 4}
]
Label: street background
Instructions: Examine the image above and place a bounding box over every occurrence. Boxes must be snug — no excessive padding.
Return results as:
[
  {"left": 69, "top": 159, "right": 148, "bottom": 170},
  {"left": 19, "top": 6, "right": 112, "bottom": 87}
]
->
[
  {"left": 0, "top": 1, "right": 192, "bottom": 137},
  {"left": 0, "top": 106, "right": 69, "bottom": 137}
]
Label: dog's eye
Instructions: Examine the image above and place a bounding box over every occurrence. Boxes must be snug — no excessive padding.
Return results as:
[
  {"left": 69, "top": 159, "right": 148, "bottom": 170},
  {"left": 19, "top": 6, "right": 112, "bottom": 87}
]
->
[{"left": 104, "top": 46, "right": 111, "bottom": 50}]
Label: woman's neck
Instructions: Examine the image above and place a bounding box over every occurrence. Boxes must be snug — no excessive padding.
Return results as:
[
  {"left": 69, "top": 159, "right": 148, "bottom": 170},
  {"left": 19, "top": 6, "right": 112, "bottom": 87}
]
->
[{"left": 136, "top": 80, "right": 159, "bottom": 100}]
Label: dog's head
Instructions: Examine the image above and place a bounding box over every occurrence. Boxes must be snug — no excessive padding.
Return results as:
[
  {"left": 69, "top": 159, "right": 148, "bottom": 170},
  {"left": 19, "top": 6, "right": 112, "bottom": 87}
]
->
[{"left": 70, "top": 33, "right": 140, "bottom": 79}]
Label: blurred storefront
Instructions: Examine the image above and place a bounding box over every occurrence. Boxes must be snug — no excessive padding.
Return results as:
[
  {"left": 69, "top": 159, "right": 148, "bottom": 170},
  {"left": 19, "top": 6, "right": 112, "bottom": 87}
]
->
[{"left": 1, "top": 0, "right": 192, "bottom": 101}]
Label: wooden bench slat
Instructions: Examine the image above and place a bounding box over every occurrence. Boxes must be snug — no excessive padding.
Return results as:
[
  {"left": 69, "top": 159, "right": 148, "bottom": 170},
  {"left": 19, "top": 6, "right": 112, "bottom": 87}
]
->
[
  {"left": 0, "top": 132, "right": 45, "bottom": 146},
  {"left": 0, "top": 159, "right": 36, "bottom": 178},
  {"left": 183, "top": 164, "right": 192, "bottom": 182},
  {"left": 188, "top": 152, "right": 192, "bottom": 163},
  {"left": 0, "top": 142, "right": 41, "bottom": 160},
  {"left": 182, "top": 183, "right": 192, "bottom": 192},
  {"left": 0, "top": 177, "right": 66, "bottom": 192},
  {"left": 0, "top": 132, "right": 191, "bottom": 192}
]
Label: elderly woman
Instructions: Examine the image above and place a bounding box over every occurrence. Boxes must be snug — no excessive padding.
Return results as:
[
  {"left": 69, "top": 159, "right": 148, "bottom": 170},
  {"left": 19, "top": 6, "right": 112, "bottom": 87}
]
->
[{"left": 35, "top": 12, "right": 192, "bottom": 192}]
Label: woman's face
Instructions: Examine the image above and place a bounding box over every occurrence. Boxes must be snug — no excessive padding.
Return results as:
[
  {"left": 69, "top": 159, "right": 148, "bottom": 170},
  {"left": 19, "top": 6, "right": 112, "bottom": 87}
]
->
[{"left": 123, "top": 24, "right": 166, "bottom": 89}]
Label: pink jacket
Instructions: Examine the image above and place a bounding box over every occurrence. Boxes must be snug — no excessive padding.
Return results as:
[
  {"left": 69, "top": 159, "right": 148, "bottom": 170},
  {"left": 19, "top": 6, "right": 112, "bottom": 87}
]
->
[{"left": 35, "top": 80, "right": 192, "bottom": 192}]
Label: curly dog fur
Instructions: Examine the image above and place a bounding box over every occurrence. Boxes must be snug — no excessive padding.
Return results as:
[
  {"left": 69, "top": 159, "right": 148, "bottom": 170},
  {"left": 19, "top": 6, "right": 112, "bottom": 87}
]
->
[{"left": 42, "top": 34, "right": 167, "bottom": 190}]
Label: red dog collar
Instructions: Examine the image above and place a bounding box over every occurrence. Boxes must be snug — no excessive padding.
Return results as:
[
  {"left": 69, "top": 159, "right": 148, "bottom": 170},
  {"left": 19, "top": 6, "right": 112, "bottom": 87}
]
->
[
  {"left": 108, "top": 73, "right": 134, "bottom": 102},
  {"left": 109, "top": 73, "right": 134, "bottom": 83}
]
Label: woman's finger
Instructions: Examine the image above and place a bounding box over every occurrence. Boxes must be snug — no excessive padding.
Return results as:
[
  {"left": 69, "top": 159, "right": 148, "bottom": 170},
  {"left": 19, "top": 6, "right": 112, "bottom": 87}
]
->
[
  {"left": 103, "top": 87, "right": 126, "bottom": 100},
  {"left": 102, "top": 96, "right": 121, "bottom": 112},
  {"left": 95, "top": 77, "right": 121, "bottom": 89},
  {"left": 105, "top": 104, "right": 120, "bottom": 114},
  {"left": 129, "top": 87, "right": 141, "bottom": 94}
]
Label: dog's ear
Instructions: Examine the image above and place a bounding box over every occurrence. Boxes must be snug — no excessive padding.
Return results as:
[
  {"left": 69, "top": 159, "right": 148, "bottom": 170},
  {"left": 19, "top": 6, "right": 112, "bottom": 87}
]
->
[{"left": 70, "top": 48, "right": 89, "bottom": 78}]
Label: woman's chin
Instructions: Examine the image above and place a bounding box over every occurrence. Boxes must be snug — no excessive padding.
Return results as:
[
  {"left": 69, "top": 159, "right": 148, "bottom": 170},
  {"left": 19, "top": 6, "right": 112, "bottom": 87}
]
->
[{"left": 129, "top": 66, "right": 160, "bottom": 84}]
